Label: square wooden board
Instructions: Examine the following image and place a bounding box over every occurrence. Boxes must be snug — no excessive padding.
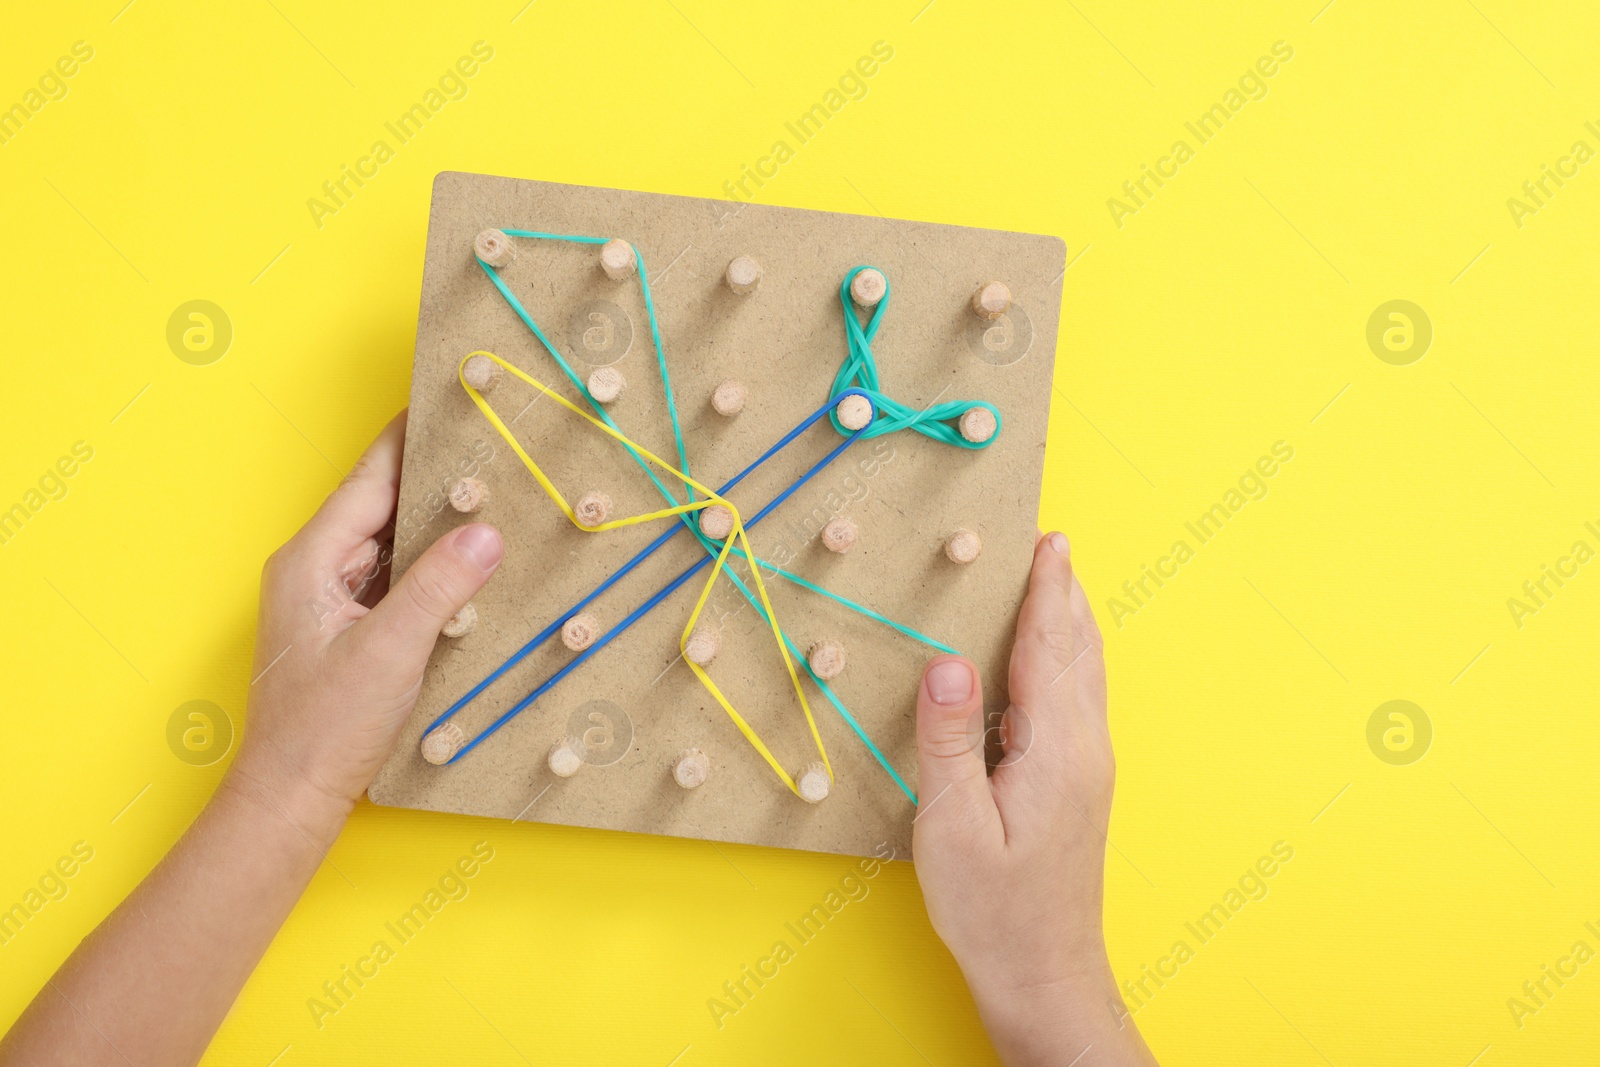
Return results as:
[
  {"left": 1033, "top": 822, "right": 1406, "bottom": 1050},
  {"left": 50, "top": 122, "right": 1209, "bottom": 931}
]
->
[{"left": 368, "top": 172, "right": 1064, "bottom": 858}]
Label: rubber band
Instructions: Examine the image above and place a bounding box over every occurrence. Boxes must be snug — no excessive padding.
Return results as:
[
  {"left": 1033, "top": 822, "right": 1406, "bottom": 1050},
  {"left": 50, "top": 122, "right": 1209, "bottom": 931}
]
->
[
  {"left": 459, "top": 352, "right": 702, "bottom": 533},
  {"left": 447, "top": 234, "right": 1000, "bottom": 802},
  {"left": 475, "top": 241, "right": 693, "bottom": 511},
  {"left": 457, "top": 350, "right": 867, "bottom": 797},
  {"left": 428, "top": 384, "right": 875, "bottom": 746},
  {"left": 704, "top": 565, "right": 920, "bottom": 803},
  {"left": 431, "top": 386, "right": 920, "bottom": 800},
  {"left": 829, "top": 267, "right": 1003, "bottom": 447},
  {"left": 716, "top": 543, "right": 958, "bottom": 655}
]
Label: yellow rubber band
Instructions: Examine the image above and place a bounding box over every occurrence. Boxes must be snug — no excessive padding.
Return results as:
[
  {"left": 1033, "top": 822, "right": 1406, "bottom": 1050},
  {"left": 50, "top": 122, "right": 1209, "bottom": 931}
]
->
[{"left": 457, "top": 351, "right": 833, "bottom": 796}]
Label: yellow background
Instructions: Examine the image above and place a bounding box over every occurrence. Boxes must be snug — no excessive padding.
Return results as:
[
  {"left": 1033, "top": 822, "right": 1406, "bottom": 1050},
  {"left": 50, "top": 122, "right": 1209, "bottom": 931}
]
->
[{"left": 3, "top": 1, "right": 1597, "bottom": 1063}]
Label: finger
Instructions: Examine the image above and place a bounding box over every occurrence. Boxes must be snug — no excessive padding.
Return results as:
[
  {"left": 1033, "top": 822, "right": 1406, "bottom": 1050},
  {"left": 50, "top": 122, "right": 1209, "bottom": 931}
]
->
[
  {"left": 287, "top": 535, "right": 392, "bottom": 640},
  {"left": 995, "top": 533, "right": 1083, "bottom": 804},
  {"left": 355, "top": 554, "right": 394, "bottom": 611},
  {"left": 301, "top": 410, "right": 408, "bottom": 548},
  {"left": 913, "top": 655, "right": 1000, "bottom": 840},
  {"left": 344, "top": 523, "right": 503, "bottom": 668},
  {"left": 1067, "top": 571, "right": 1107, "bottom": 726},
  {"left": 337, "top": 530, "right": 396, "bottom": 608},
  {"left": 993, "top": 539, "right": 1114, "bottom": 839},
  {"left": 1008, "top": 531, "right": 1078, "bottom": 709}
]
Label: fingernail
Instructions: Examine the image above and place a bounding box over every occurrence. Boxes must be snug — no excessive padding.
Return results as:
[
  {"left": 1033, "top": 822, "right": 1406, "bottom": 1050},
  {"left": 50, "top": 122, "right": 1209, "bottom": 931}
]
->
[
  {"left": 926, "top": 659, "right": 974, "bottom": 706},
  {"left": 1048, "top": 531, "right": 1069, "bottom": 555},
  {"left": 455, "top": 524, "right": 504, "bottom": 574}
]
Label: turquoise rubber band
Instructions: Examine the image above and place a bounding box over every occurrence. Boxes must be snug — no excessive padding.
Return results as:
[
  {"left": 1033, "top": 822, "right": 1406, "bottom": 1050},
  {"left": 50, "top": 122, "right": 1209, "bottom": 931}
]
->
[{"left": 476, "top": 236, "right": 1000, "bottom": 803}]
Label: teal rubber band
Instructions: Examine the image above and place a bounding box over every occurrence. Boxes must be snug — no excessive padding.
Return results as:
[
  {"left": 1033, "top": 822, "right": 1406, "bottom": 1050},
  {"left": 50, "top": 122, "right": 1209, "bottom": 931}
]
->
[
  {"left": 720, "top": 545, "right": 958, "bottom": 655},
  {"left": 828, "top": 267, "right": 1003, "bottom": 447},
  {"left": 475, "top": 259, "right": 690, "bottom": 511},
  {"left": 501, "top": 230, "right": 693, "bottom": 489},
  {"left": 709, "top": 560, "right": 917, "bottom": 804},
  {"left": 478, "top": 237, "right": 996, "bottom": 803},
  {"left": 488, "top": 231, "right": 694, "bottom": 499}
]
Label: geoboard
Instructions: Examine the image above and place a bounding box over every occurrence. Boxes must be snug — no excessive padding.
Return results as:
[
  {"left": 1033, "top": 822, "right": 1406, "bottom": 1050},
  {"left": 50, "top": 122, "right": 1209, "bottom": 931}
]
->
[{"left": 368, "top": 172, "right": 1064, "bottom": 858}]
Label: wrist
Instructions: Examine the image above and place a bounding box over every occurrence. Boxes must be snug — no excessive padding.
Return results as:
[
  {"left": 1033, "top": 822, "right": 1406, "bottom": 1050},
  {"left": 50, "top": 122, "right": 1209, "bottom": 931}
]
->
[
  {"left": 956, "top": 924, "right": 1113, "bottom": 1007},
  {"left": 216, "top": 756, "right": 353, "bottom": 852},
  {"left": 965, "top": 949, "right": 1151, "bottom": 1066}
]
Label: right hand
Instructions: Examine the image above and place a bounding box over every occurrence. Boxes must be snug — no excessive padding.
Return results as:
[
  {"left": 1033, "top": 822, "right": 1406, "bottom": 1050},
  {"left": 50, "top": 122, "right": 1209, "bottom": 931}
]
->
[{"left": 911, "top": 532, "right": 1158, "bottom": 1066}]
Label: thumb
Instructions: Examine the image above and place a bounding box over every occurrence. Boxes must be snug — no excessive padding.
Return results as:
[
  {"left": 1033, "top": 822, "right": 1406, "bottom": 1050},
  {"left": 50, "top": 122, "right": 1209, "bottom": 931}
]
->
[
  {"left": 355, "top": 523, "right": 503, "bottom": 667},
  {"left": 914, "top": 655, "right": 998, "bottom": 831}
]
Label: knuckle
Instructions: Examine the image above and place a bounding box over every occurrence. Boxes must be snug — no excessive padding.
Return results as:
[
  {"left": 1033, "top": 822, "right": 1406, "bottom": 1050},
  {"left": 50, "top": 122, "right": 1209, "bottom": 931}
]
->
[
  {"left": 1074, "top": 612, "right": 1105, "bottom": 653},
  {"left": 261, "top": 542, "right": 299, "bottom": 587},
  {"left": 1034, "top": 622, "right": 1074, "bottom": 658},
  {"left": 918, "top": 793, "right": 990, "bottom": 846},
  {"left": 1019, "top": 623, "right": 1080, "bottom": 683},
  {"left": 340, "top": 457, "right": 377, "bottom": 491},
  {"left": 922, "top": 720, "right": 983, "bottom": 763},
  {"left": 401, "top": 564, "right": 464, "bottom": 622}
]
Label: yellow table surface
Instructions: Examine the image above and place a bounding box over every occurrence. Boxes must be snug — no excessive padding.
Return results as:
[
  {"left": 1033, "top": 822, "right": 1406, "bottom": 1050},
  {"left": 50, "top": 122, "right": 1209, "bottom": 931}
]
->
[{"left": 4, "top": 2, "right": 1598, "bottom": 1063}]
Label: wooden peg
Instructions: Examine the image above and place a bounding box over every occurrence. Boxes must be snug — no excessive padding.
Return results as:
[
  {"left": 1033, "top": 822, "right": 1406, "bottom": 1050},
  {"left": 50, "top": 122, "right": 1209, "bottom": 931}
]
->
[
  {"left": 442, "top": 603, "right": 478, "bottom": 638},
  {"left": 711, "top": 379, "right": 746, "bottom": 416},
  {"left": 575, "top": 491, "right": 612, "bottom": 528},
  {"left": 971, "top": 281, "right": 1011, "bottom": 321},
  {"left": 587, "top": 366, "right": 626, "bottom": 405},
  {"left": 699, "top": 504, "right": 735, "bottom": 540},
  {"left": 421, "top": 722, "right": 465, "bottom": 765},
  {"left": 548, "top": 736, "right": 585, "bottom": 777},
  {"left": 462, "top": 354, "right": 502, "bottom": 393},
  {"left": 449, "top": 477, "right": 489, "bottom": 513},
  {"left": 807, "top": 639, "right": 846, "bottom": 680},
  {"left": 945, "top": 528, "right": 983, "bottom": 564},
  {"left": 850, "top": 268, "right": 887, "bottom": 308},
  {"left": 474, "top": 229, "right": 514, "bottom": 268},
  {"left": 797, "top": 761, "right": 832, "bottom": 804},
  {"left": 600, "top": 238, "right": 636, "bottom": 280},
  {"left": 725, "top": 255, "right": 763, "bottom": 294},
  {"left": 821, "top": 517, "right": 857, "bottom": 554},
  {"left": 561, "top": 613, "right": 599, "bottom": 652},
  {"left": 958, "top": 407, "right": 997, "bottom": 444},
  {"left": 674, "top": 748, "right": 711, "bottom": 789},
  {"left": 835, "top": 394, "right": 872, "bottom": 431},
  {"left": 684, "top": 627, "right": 720, "bottom": 667}
]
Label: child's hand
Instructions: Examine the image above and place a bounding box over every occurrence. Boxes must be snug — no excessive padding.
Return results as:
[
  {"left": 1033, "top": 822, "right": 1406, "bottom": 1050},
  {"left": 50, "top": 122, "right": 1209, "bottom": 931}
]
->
[
  {"left": 232, "top": 411, "right": 504, "bottom": 826},
  {"left": 0, "top": 412, "right": 506, "bottom": 1067},
  {"left": 912, "top": 533, "right": 1158, "bottom": 1065}
]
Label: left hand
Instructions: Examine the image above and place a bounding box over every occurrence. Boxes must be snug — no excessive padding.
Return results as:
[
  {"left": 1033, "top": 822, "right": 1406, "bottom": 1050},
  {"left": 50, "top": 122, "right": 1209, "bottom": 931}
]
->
[
  {"left": 232, "top": 410, "right": 504, "bottom": 824},
  {"left": 0, "top": 412, "right": 507, "bottom": 1067}
]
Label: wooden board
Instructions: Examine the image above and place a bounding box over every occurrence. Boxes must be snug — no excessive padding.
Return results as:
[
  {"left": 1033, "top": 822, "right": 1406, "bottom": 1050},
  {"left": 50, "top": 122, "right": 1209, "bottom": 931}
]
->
[{"left": 368, "top": 172, "right": 1064, "bottom": 858}]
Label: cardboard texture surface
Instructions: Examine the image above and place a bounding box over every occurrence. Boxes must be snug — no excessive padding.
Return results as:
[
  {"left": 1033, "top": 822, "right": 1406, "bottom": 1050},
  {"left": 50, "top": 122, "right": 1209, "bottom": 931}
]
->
[{"left": 369, "top": 172, "right": 1063, "bottom": 856}]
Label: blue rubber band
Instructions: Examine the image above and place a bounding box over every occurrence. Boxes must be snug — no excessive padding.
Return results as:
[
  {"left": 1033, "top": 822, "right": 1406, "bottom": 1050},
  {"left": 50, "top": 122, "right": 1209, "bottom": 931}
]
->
[
  {"left": 453, "top": 236, "right": 998, "bottom": 800},
  {"left": 441, "top": 391, "right": 874, "bottom": 764},
  {"left": 425, "top": 388, "right": 868, "bottom": 733}
]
